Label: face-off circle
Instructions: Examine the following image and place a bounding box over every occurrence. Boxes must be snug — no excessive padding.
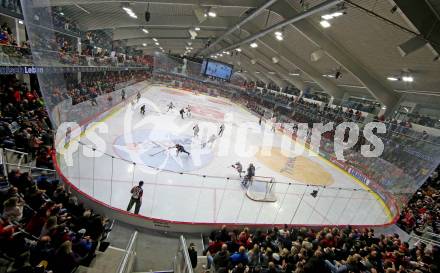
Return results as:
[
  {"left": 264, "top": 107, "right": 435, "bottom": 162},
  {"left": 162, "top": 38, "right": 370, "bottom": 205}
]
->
[{"left": 191, "top": 106, "right": 225, "bottom": 121}]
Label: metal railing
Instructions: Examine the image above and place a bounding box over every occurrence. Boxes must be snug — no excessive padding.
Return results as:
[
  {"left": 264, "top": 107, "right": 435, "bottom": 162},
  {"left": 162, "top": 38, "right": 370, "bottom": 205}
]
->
[
  {"left": 0, "top": 148, "right": 57, "bottom": 185},
  {"left": 117, "top": 230, "right": 138, "bottom": 273},
  {"left": 174, "top": 236, "right": 194, "bottom": 273}
]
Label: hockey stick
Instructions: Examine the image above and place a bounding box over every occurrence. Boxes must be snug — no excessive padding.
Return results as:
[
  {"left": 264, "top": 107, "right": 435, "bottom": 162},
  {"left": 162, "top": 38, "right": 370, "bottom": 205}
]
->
[
  {"left": 149, "top": 147, "right": 172, "bottom": 156},
  {"left": 229, "top": 165, "right": 246, "bottom": 175},
  {"left": 149, "top": 141, "right": 173, "bottom": 156}
]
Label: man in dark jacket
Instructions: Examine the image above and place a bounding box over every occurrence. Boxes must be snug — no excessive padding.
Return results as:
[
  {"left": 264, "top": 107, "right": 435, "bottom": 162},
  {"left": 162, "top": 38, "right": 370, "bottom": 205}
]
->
[
  {"left": 304, "top": 250, "right": 329, "bottom": 273},
  {"left": 213, "top": 244, "right": 230, "bottom": 272},
  {"left": 188, "top": 242, "right": 198, "bottom": 269}
]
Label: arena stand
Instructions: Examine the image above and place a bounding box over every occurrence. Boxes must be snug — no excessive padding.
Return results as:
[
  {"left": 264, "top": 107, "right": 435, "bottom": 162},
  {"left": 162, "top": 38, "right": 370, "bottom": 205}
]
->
[
  {"left": 397, "top": 166, "right": 440, "bottom": 236},
  {"left": 0, "top": 75, "right": 116, "bottom": 273},
  {"left": 1, "top": 16, "right": 154, "bottom": 68},
  {"left": 197, "top": 224, "right": 440, "bottom": 273},
  {"left": 0, "top": 54, "right": 438, "bottom": 273},
  {"left": 1, "top": 5, "right": 440, "bottom": 270}
]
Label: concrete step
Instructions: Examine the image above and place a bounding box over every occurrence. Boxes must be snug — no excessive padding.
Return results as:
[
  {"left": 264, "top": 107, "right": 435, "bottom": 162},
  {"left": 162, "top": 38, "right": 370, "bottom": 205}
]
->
[{"left": 75, "top": 246, "right": 126, "bottom": 273}]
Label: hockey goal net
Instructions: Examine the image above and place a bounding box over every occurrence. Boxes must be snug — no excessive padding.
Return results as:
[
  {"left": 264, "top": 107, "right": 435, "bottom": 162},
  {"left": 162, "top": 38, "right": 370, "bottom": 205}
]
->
[{"left": 245, "top": 176, "right": 277, "bottom": 202}]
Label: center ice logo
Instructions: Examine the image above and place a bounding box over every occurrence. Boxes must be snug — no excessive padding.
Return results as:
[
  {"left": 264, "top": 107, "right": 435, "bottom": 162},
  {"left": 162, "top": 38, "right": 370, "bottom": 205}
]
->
[{"left": 113, "top": 129, "right": 215, "bottom": 173}]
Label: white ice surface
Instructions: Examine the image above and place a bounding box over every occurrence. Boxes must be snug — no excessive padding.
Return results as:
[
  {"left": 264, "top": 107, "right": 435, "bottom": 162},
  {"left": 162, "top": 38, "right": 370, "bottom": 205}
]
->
[{"left": 59, "top": 84, "right": 390, "bottom": 225}]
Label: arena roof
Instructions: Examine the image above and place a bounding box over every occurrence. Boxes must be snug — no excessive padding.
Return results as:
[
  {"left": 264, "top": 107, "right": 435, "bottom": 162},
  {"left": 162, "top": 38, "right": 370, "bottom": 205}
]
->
[{"left": 31, "top": 0, "right": 440, "bottom": 108}]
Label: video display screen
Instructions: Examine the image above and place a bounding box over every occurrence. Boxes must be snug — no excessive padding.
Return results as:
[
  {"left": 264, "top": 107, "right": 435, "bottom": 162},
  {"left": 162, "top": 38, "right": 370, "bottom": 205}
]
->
[{"left": 201, "top": 59, "right": 233, "bottom": 80}]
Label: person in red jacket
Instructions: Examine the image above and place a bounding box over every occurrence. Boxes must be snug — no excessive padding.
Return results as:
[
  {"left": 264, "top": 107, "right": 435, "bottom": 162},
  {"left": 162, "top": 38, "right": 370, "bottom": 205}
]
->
[{"left": 13, "top": 89, "right": 21, "bottom": 103}]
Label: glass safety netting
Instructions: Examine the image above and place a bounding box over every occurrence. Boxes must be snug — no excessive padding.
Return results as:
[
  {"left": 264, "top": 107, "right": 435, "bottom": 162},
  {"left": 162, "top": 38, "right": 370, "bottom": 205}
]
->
[{"left": 20, "top": 1, "right": 440, "bottom": 226}]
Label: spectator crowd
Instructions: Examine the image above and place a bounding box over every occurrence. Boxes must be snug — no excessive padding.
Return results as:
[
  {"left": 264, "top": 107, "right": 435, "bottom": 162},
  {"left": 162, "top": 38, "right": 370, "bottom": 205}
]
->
[
  {"left": 398, "top": 167, "right": 439, "bottom": 235},
  {"left": 1, "top": 166, "right": 110, "bottom": 273},
  {"left": 0, "top": 77, "right": 111, "bottom": 273},
  {"left": 202, "top": 225, "right": 438, "bottom": 273},
  {"left": 0, "top": 75, "right": 52, "bottom": 167}
]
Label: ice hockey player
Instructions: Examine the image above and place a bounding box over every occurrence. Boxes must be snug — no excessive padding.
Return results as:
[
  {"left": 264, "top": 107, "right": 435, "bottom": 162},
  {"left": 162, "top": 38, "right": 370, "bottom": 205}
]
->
[
  {"left": 193, "top": 124, "right": 199, "bottom": 137},
  {"left": 64, "top": 127, "right": 71, "bottom": 147},
  {"left": 201, "top": 134, "right": 217, "bottom": 148},
  {"left": 186, "top": 105, "right": 192, "bottom": 118},
  {"left": 218, "top": 124, "right": 225, "bottom": 136},
  {"left": 140, "top": 105, "right": 146, "bottom": 116},
  {"left": 271, "top": 116, "right": 276, "bottom": 132},
  {"left": 232, "top": 162, "right": 243, "bottom": 178},
  {"left": 167, "top": 102, "right": 175, "bottom": 112},
  {"left": 121, "top": 89, "right": 126, "bottom": 101},
  {"left": 136, "top": 91, "right": 141, "bottom": 102},
  {"left": 179, "top": 108, "right": 185, "bottom": 119},
  {"left": 175, "top": 144, "right": 190, "bottom": 156},
  {"left": 242, "top": 163, "right": 255, "bottom": 187}
]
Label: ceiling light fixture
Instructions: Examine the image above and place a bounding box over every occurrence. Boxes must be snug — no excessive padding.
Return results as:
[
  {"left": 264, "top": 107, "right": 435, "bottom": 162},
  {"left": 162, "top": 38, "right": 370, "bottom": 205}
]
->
[
  {"left": 250, "top": 42, "right": 258, "bottom": 48},
  {"left": 290, "top": 73, "right": 300, "bottom": 76},
  {"left": 155, "top": 42, "right": 160, "bottom": 46},
  {"left": 274, "top": 31, "right": 284, "bottom": 41},
  {"left": 208, "top": 11, "right": 217, "bottom": 17},
  {"left": 123, "top": 7, "right": 138, "bottom": 19},
  {"left": 321, "top": 14, "right": 334, "bottom": 20},
  {"left": 235, "top": 48, "right": 242, "bottom": 52},
  {"left": 195, "top": 27, "right": 201, "bottom": 31},
  {"left": 320, "top": 20, "right": 331, "bottom": 28},
  {"left": 387, "top": 76, "right": 398, "bottom": 81},
  {"left": 142, "top": 28, "right": 149, "bottom": 34},
  {"left": 402, "top": 76, "right": 414, "bottom": 82},
  {"left": 142, "top": 43, "right": 147, "bottom": 47},
  {"left": 152, "top": 38, "right": 158, "bottom": 42},
  {"left": 321, "top": 9, "right": 346, "bottom": 21},
  {"left": 18, "top": 20, "right": 24, "bottom": 25}
]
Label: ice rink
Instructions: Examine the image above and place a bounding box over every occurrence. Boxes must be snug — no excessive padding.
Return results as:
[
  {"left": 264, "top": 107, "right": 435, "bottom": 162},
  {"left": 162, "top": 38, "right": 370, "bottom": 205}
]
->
[{"left": 58, "top": 83, "right": 391, "bottom": 226}]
